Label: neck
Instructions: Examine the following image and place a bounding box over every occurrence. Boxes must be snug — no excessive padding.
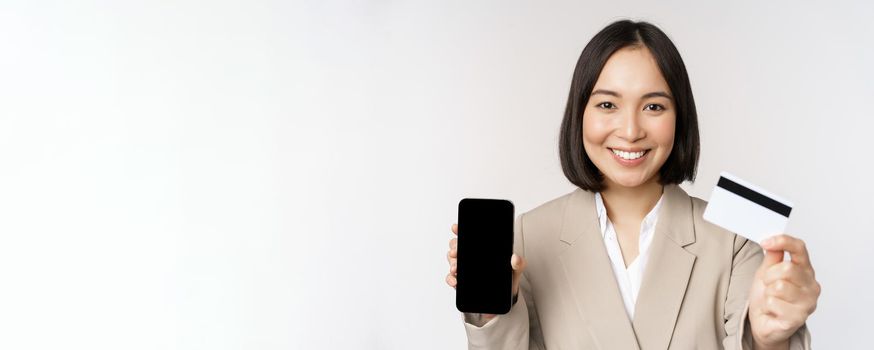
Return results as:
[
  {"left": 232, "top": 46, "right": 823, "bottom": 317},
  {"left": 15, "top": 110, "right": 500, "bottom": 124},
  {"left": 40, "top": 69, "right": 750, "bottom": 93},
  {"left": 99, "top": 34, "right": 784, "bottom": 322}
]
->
[{"left": 600, "top": 177, "right": 664, "bottom": 223}]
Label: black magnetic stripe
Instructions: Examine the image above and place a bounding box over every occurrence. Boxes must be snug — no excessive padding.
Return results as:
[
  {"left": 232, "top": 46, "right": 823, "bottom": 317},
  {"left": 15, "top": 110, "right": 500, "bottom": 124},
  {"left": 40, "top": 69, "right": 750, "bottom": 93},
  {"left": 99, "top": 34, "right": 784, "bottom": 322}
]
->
[{"left": 717, "top": 176, "right": 792, "bottom": 217}]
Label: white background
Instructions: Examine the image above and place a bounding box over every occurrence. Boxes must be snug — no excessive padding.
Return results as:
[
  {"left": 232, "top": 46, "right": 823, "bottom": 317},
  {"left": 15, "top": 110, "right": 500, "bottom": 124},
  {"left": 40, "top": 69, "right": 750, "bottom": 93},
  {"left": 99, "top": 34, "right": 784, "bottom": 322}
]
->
[{"left": 1, "top": 1, "right": 872, "bottom": 349}]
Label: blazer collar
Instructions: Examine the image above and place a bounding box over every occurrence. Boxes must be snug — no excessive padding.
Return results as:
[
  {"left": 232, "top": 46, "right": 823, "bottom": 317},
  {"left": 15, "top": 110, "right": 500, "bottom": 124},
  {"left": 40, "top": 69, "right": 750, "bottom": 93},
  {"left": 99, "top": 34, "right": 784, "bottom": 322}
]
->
[
  {"left": 559, "top": 184, "right": 695, "bottom": 247},
  {"left": 556, "top": 184, "right": 697, "bottom": 349}
]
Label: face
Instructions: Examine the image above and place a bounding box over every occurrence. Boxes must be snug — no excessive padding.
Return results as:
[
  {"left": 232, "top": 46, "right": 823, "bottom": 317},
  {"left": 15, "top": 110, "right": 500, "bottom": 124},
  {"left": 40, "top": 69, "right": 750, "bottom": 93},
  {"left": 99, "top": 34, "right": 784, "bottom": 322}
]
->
[{"left": 582, "top": 46, "right": 676, "bottom": 190}]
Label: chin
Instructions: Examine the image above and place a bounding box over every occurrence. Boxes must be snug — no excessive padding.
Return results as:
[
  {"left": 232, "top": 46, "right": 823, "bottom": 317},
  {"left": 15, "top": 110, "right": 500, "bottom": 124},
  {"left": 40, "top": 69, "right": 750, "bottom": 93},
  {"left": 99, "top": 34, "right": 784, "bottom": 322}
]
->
[{"left": 605, "top": 173, "right": 653, "bottom": 189}]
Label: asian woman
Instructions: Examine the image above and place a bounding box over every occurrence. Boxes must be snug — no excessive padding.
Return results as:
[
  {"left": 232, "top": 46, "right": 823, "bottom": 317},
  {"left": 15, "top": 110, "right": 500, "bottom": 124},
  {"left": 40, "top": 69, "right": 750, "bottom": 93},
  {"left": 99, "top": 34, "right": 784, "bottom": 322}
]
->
[{"left": 445, "top": 20, "right": 819, "bottom": 349}]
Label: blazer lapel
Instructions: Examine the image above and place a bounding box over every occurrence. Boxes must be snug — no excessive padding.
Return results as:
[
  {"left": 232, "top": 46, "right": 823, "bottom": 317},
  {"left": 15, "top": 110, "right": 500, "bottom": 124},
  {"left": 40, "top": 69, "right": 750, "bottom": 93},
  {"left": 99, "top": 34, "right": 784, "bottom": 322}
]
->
[
  {"left": 632, "top": 184, "right": 697, "bottom": 349},
  {"left": 557, "top": 188, "right": 641, "bottom": 350}
]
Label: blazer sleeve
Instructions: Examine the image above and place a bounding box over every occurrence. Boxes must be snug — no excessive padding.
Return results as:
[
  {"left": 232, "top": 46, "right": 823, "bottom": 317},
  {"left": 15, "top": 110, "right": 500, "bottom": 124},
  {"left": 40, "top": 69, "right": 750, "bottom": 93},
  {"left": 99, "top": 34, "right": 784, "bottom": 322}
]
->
[
  {"left": 722, "top": 235, "right": 812, "bottom": 349},
  {"left": 460, "top": 213, "right": 547, "bottom": 350}
]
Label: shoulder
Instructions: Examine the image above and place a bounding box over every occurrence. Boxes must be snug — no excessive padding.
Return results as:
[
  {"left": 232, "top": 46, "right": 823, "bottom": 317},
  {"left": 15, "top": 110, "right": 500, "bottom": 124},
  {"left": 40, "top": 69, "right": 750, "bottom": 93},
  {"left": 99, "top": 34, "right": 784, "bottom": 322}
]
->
[
  {"left": 512, "top": 189, "right": 583, "bottom": 260},
  {"left": 518, "top": 188, "right": 580, "bottom": 230}
]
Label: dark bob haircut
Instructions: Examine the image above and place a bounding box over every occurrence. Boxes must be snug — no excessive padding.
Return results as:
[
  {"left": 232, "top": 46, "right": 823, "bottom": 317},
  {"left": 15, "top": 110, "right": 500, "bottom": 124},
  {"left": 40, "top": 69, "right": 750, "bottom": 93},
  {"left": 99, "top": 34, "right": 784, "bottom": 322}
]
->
[{"left": 559, "top": 20, "right": 700, "bottom": 192}]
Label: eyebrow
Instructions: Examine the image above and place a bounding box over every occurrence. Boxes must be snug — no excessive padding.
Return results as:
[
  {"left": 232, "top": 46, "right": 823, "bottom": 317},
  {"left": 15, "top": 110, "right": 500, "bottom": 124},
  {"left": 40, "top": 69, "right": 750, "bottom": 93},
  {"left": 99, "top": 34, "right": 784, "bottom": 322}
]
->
[{"left": 591, "top": 89, "right": 673, "bottom": 100}]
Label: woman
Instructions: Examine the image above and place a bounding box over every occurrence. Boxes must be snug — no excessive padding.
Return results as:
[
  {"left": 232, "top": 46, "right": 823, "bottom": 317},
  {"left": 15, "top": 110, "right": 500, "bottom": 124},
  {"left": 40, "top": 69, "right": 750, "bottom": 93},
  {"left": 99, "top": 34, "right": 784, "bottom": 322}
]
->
[{"left": 445, "top": 20, "right": 819, "bottom": 349}]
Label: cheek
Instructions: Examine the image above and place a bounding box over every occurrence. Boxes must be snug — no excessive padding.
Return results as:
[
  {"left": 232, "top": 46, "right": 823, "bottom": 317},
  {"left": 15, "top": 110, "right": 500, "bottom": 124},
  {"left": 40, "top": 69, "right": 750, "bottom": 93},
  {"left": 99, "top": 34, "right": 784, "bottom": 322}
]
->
[
  {"left": 649, "top": 114, "right": 676, "bottom": 150},
  {"left": 582, "top": 110, "right": 609, "bottom": 146}
]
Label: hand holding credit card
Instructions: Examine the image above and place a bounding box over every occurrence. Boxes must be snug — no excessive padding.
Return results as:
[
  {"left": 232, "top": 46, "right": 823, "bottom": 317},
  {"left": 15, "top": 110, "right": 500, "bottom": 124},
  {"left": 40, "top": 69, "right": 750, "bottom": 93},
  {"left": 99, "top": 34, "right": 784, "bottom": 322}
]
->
[{"left": 703, "top": 172, "right": 794, "bottom": 244}]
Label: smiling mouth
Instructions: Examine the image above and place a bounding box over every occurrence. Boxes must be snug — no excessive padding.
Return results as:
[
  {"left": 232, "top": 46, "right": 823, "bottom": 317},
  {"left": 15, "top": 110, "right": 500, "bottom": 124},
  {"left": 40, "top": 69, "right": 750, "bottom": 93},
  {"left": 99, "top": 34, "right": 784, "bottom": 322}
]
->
[{"left": 609, "top": 148, "right": 650, "bottom": 161}]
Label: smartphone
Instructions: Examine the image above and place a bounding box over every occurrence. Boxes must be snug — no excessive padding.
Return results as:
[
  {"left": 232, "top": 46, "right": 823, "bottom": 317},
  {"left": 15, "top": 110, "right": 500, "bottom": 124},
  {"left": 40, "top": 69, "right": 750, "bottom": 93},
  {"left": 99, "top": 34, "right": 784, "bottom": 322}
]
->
[{"left": 455, "top": 198, "right": 515, "bottom": 315}]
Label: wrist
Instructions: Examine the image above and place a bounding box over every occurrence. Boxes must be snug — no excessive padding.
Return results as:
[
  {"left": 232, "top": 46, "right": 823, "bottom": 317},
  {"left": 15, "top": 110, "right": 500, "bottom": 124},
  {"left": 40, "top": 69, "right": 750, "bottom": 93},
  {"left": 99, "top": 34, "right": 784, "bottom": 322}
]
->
[
  {"left": 463, "top": 312, "right": 495, "bottom": 327},
  {"left": 748, "top": 316, "right": 791, "bottom": 350},
  {"left": 752, "top": 338, "right": 789, "bottom": 350}
]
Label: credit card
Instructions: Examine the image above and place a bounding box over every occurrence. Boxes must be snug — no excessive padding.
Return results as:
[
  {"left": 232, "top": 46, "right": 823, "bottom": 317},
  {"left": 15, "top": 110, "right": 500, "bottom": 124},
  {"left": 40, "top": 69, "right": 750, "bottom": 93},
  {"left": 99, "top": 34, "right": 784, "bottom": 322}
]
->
[{"left": 702, "top": 172, "right": 793, "bottom": 243}]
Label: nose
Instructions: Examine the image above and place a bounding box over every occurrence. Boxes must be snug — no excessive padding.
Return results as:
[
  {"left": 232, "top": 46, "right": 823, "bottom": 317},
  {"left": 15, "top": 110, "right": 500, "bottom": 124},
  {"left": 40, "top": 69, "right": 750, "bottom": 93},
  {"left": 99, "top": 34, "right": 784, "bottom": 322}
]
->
[{"left": 617, "top": 109, "right": 645, "bottom": 142}]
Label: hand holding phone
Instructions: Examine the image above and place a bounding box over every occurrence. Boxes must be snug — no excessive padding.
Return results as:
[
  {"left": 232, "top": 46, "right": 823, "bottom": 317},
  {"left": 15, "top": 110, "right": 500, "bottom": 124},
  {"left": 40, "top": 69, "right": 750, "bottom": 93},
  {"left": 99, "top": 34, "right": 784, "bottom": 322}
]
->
[
  {"left": 446, "top": 198, "right": 520, "bottom": 315},
  {"left": 446, "top": 223, "right": 527, "bottom": 323}
]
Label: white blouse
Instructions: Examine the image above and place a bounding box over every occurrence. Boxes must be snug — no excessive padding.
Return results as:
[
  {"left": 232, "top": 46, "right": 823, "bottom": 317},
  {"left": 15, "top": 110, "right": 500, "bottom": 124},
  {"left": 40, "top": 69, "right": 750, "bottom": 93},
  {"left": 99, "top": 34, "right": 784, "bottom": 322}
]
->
[{"left": 593, "top": 191, "right": 665, "bottom": 320}]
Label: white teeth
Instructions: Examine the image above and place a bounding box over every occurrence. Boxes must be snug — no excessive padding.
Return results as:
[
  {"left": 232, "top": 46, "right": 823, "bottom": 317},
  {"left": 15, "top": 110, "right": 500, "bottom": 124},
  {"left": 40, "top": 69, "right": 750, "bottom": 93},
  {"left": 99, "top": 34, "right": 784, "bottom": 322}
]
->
[{"left": 611, "top": 149, "right": 646, "bottom": 160}]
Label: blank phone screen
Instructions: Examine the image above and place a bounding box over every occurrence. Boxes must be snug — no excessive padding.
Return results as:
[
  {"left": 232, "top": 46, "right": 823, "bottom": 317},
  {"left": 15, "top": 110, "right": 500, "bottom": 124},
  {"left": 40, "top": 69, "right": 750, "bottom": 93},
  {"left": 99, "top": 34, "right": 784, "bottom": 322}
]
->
[{"left": 455, "top": 198, "right": 514, "bottom": 315}]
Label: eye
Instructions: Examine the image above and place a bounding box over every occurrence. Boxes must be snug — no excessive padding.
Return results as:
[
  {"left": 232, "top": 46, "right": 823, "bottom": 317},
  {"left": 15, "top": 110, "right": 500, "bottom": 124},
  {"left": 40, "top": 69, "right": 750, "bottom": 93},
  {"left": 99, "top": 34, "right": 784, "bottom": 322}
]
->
[
  {"left": 596, "top": 102, "right": 616, "bottom": 109},
  {"left": 644, "top": 103, "right": 665, "bottom": 111}
]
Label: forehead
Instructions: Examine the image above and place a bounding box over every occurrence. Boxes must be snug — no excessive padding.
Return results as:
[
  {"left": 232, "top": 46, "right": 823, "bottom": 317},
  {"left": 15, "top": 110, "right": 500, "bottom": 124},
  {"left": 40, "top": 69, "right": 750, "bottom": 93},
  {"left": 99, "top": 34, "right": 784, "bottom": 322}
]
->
[{"left": 593, "top": 46, "right": 670, "bottom": 95}]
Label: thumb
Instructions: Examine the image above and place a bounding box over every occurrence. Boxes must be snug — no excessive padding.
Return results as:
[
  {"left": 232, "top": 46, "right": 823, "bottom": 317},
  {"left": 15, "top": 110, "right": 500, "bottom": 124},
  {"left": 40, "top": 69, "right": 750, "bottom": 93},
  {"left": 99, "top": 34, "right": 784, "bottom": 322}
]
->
[
  {"left": 510, "top": 254, "right": 526, "bottom": 296},
  {"left": 511, "top": 253, "right": 527, "bottom": 272},
  {"left": 762, "top": 247, "right": 784, "bottom": 268}
]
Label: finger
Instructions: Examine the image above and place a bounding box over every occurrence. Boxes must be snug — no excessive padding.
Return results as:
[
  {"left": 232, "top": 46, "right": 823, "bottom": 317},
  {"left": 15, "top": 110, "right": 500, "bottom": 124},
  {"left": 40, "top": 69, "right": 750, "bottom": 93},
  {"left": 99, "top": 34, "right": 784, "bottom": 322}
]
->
[
  {"left": 447, "top": 249, "right": 457, "bottom": 261},
  {"left": 761, "top": 295, "right": 807, "bottom": 328},
  {"left": 765, "top": 279, "right": 803, "bottom": 303},
  {"left": 450, "top": 259, "right": 457, "bottom": 275},
  {"left": 451, "top": 223, "right": 458, "bottom": 236},
  {"left": 762, "top": 234, "right": 810, "bottom": 266},
  {"left": 449, "top": 237, "right": 457, "bottom": 250},
  {"left": 763, "top": 261, "right": 815, "bottom": 287},
  {"left": 446, "top": 274, "right": 457, "bottom": 288},
  {"left": 764, "top": 278, "right": 818, "bottom": 315}
]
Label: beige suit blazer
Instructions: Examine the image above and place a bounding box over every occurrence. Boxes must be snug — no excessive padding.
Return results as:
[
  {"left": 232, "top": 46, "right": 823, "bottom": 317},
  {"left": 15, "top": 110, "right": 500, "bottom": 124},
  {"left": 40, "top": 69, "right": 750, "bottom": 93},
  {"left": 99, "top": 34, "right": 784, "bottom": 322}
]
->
[{"left": 462, "top": 184, "right": 812, "bottom": 349}]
